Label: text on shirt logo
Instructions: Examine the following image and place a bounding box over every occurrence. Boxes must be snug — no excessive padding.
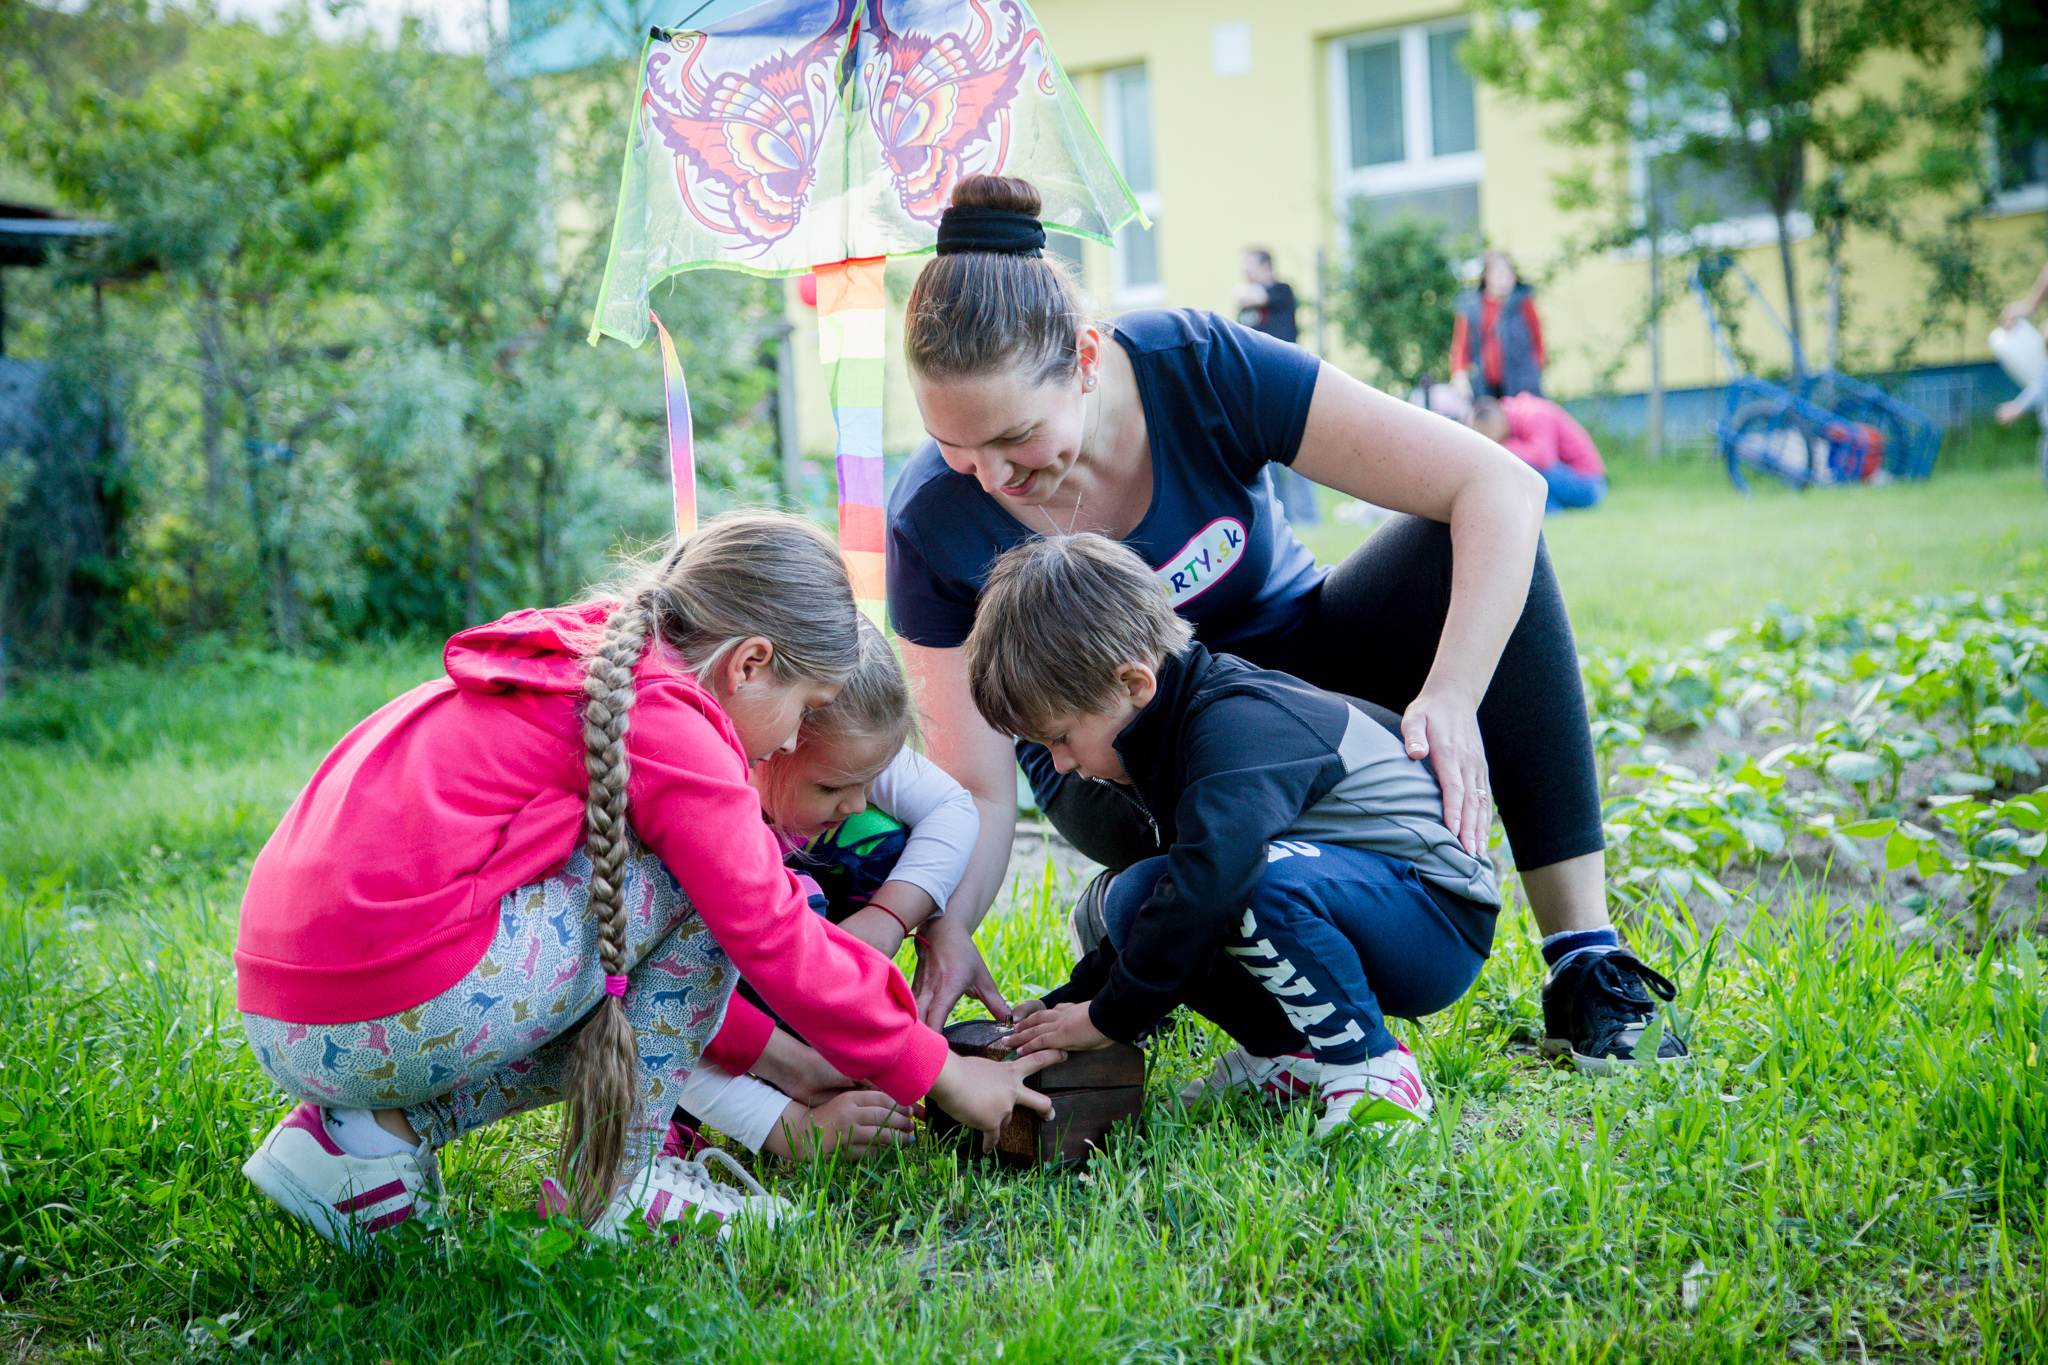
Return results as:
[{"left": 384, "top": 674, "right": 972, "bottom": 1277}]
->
[{"left": 1155, "top": 517, "right": 1248, "bottom": 607}]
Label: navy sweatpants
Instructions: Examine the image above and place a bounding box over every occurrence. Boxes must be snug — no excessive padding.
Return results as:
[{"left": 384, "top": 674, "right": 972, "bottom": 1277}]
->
[{"left": 1103, "top": 842, "right": 1487, "bottom": 1065}]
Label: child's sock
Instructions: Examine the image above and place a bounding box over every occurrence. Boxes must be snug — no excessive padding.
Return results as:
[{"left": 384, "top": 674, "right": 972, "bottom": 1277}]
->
[
  {"left": 323, "top": 1107, "right": 417, "bottom": 1158},
  {"left": 1541, "top": 926, "right": 1621, "bottom": 970}
]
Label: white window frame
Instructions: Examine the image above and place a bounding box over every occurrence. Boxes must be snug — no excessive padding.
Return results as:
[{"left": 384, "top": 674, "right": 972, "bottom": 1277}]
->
[
  {"left": 1620, "top": 112, "right": 1810, "bottom": 259},
  {"left": 1328, "top": 19, "right": 1484, "bottom": 208},
  {"left": 1985, "top": 31, "right": 2048, "bottom": 217},
  {"left": 1101, "top": 64, "right": 1166, "bottom": 306}
]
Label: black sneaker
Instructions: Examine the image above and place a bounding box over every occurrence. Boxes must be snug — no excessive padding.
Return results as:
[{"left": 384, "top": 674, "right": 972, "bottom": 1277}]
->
[
  {"left": 1067, "top": 869, "right": 1115, "bottom": 960},
  {"left": 1541, "top": 949, "right": 1690, "bottom": 1073}
]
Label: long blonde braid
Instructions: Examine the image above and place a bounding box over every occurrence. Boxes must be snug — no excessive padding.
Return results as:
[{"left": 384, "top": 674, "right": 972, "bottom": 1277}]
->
[
  {"left": 559, "top": 590, "right": 657, "bottom": 1221},
  {"left": 559, "top": 512, "right": 858, "bottom": 1223}
]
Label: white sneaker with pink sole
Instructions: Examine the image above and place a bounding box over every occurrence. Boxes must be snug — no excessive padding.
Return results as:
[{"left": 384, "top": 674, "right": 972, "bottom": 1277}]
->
[
  {"left": 242, "top": 1103, "right": 441, "bottom": 1246},
  {"left": 537, "top": 1148, "right": 793, "bottom": 1243},
  {"left": 1177, "top": 1047, "right": 1323, "bottom": 1109},
  {"left": 1315, "top": 1042, "right": 1434, "bottom": 1140}
]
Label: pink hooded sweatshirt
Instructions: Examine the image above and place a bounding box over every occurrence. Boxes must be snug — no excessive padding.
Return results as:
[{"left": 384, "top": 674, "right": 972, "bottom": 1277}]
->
[
  {"left": 1497, "top": 393, "right": 1606, "bottom": 478},
  {"left": 234, "top": 603, "right": 949, "bottom": 1106}
]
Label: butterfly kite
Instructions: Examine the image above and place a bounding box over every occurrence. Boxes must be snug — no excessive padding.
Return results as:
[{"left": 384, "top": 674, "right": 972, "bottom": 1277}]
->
[{"left": 592, "top": 0, "right": 1140, "bottom": 611}]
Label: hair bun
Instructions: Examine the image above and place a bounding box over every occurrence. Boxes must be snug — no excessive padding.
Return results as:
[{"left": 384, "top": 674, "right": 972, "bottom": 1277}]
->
[{"left": 950, "top": 175, "right": 1042, "bottom": 217}]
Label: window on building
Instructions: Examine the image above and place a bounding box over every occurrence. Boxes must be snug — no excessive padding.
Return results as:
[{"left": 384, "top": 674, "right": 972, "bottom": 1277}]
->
[
  {"left": 1988, "top": 24, "right": 2048, "bottom": 212},
  {"left": 1644, "top": 145, "right": 1781, "bottom": 228},
  {"left": 1048, "top": 231, "right": 1097, "bottom": 309},
  {"left": 1330, "top": 21, "right": 1483, "bottom": 239},
  {"left": 1103, "top": 63, "right": 1164, "bottom": 303},
  {"left": 1628, "top": 119, "right": 1802, "bottom": 252}
]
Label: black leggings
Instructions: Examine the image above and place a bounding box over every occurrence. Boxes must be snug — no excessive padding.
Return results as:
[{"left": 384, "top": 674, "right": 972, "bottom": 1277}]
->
[{"left": 1041, "top": 514, "right": 1604, "bottom": 875}]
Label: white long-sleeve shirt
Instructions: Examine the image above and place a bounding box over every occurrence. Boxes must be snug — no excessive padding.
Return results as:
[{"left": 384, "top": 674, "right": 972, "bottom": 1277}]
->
[
  {"left": 672, "top": 1063, "right": 792, "bottom": 1153},
  {"left": 860, "top": 746, "right": 979, "bottom": 915}
]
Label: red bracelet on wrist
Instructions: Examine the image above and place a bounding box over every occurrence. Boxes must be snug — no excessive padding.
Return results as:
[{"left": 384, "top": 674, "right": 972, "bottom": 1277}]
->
[{"left": 875, "top": 904, "right": 918, "bottom": 939}]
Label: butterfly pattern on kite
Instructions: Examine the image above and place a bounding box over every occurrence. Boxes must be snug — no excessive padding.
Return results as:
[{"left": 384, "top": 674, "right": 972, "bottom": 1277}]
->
[
  {"left": 864, "top": 0, "right": 1053, "bottom": 225},
  {"left": 641, "top": 1, "right": 854, "bottom": 255},
  {"left": 639, "top": 0, "right": 1053, "bottom": 256}
]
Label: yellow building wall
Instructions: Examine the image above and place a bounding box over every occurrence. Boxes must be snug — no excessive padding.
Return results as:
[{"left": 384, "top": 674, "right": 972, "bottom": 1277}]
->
[{"left": 790, "top": 1, "right": 2046, "bottom": 457}]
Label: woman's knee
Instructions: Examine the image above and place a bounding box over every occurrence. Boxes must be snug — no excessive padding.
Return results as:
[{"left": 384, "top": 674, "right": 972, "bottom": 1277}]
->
[
  {"left": 1042, "top": 777, "right": 1163, "bottom": 871},
  {"left": 1101, "top": 857, "right": 1171, "bottom": 949}
]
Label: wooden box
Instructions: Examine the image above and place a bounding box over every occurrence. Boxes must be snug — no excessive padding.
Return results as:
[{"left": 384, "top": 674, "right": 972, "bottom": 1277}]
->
[{"left": 926, "top": 1018, "right": 1146, "bottom": 1168}]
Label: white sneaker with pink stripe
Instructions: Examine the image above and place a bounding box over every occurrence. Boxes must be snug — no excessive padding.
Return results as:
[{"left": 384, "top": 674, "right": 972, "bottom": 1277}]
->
[
  {"left": 1314, "top": 1042, "right": 1433, "bottom": 1140},
  {"left": 1177, "top": 1047, "right": 1323, "bottom": 1109},
  {"left": 242, "top": 1103, "right": 440, "bottom": 1246},
  {"left": 540, "top": 1148, "right": 792, "bottom": 1243}
]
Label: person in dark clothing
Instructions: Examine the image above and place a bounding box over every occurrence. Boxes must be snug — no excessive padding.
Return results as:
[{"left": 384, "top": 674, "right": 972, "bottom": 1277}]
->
[
  {"left": 1450, "top": 251, "right": 1546, "bottom": 400},
  {"left": 1235, "top": 248, "right": 1298, "bottom": 341},
  {"left": 972, "top": 534, "right": 1498, "bottom": 1138},
  {"left": 893, "top": 174, "right": 1690, "bottom": 1083},
  {"left": 1236, "top": 248, "right": 1319, "bottom": 525}
]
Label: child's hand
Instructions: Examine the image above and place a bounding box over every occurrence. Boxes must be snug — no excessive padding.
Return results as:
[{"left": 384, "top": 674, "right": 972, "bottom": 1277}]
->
[
  {"left": 1009, "top": 998, "right": 1047, "bottom": 1022},
  {"left": 1003, "top": 1000, "right": 1111, "bottom": 1055},
  {"left": 766, "top": 1091, "right": 921, "bottom": 1162},
  {"left": 926, "top": 1050, "right": 1064, "bottom": 1152},
  {"left": 1996, "top": 399, "right": 2024, "bottom": 426},
  {"left": 756, "top": 1032, "right": 861, "bottom": 1107}
]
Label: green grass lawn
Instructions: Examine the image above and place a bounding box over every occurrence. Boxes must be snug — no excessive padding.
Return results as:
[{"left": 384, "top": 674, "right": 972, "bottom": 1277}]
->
[
  {"left": 1, "top": 465, "right": 2044, "bottom": 1362},
  {"left": 1297, "top": 456, "right": 2047, "bottom": 653}
]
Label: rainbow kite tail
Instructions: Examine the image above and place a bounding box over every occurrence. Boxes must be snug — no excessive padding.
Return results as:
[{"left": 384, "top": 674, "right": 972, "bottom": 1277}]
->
[
  {"left": 650, "top": 309, "right": 698, "bottom": 542},
  {"left": 815, "top": 257, "right": 888, "bottom": 622}
]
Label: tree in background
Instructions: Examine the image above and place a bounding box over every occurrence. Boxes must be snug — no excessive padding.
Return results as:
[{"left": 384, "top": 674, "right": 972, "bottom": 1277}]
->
[
  {"left": 1331, "top": 208, "right": 1462, "bottom": 394},
  {"left": 0, "top": 7, "right": 780, "bottom": 658},
  {"left": 26, "top": 39, "right": 387, "bottom": 648},
  {"left": 1469, "top": 0, "right": 1981, "bottom": 389}
]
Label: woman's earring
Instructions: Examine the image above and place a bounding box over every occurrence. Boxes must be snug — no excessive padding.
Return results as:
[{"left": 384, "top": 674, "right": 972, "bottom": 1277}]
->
[{"left": 1083, "top": 374, "right": 1097, "bottom": 391}]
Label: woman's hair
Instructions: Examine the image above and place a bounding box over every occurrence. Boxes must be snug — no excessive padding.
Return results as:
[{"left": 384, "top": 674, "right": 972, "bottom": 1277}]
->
[
  {"left": 904, "top": 176, "right": 1087, "bottom": 386},
  {"left": 965, "top": 533, "right": 1193, "bottom": 740},
  {"left": 562, "top": 510, "right": 858, "bottom": 1222},
  {"left": 756, "top": 617, "right": 917, "bottom": 833}
]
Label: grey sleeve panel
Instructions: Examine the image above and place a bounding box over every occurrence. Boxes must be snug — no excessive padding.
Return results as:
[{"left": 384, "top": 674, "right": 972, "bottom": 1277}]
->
[{"left": 1283, "top": 705, "right": 1503, "bottom": 907}]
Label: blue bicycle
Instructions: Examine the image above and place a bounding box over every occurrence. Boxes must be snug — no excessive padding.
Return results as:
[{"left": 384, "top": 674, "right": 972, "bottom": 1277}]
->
[{"left": 1691, "top": 255, "right": 1941, "bottom": 492}]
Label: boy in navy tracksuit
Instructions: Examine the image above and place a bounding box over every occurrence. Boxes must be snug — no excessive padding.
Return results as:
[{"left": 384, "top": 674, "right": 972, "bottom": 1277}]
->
[{"left": 971, "top": 534, "right": 1501, "bottom": 1138}]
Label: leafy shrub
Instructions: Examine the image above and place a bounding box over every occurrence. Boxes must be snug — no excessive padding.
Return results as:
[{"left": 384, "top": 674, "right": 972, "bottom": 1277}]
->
[
  {"left": 1584, "top": 589, "right": 2048, "bottom": 935},
  {"left": 1331, "top": 207, "right": 1463, "bottom": 391}
]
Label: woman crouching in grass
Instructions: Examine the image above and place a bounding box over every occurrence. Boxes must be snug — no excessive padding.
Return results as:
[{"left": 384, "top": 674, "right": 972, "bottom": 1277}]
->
[{"left": 233, "top": 512, "right": 1058, "bottom": 1246}]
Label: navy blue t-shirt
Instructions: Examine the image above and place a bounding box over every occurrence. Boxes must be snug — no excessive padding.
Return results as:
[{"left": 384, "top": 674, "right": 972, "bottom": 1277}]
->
[{"left": 887, "top": 308, "right": 1326, "bottom": 658}]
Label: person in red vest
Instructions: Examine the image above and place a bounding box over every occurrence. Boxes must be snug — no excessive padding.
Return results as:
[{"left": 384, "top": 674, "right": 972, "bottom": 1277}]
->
[{"left": 1450, "top": 252, "right": 1546, "bottom": 400}]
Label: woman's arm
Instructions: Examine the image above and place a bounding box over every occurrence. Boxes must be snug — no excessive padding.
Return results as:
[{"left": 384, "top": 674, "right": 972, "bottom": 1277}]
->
[
  {"left": 900, "top": 639, "right": 1020, "bottom": 1028},
  {"left": 834, "top": 747, "right": 979, "bottom": 954},
  {"left": 1289, "top": 363, "right": 1548, "bottom": 854},
  {"left": 864, "top": 748, "right": 981, "bottom": 916},
  {"left": 2000, "top": 260, "right": 2048, "bottom": 329}
]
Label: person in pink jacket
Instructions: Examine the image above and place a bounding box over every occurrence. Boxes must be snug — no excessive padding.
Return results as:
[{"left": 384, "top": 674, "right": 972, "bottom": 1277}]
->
[
  {"left": 236, "top": 512, "right": 1057, "bottom": 1246},
  {"left": 1469, "top": 394, "right": 1608, "bottom": 513}
]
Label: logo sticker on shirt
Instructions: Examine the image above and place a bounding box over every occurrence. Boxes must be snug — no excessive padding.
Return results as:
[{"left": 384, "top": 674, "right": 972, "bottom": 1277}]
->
[{"left": 1155, "top": 518, "right": 1247, "bottom": 607}]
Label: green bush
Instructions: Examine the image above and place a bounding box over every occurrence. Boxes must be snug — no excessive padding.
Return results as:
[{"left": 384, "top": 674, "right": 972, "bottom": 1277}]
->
[{"left": 1330, "top": 206, "right": 1463, "bottom": 391}]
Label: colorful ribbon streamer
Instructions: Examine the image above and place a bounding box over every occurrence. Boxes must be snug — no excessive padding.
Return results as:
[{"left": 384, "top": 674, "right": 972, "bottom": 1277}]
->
[
  {"left": 650, "top": 309, "right": 698, "bottom": 541},
  {"left": 815, "top": 257, "right": 887, "bottom": 617}
]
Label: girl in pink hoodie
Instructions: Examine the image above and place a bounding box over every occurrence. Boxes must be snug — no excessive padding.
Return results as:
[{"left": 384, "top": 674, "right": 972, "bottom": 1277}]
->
[{"left": 235, "top": 512, "right": 1057, "bottom": 1244}]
